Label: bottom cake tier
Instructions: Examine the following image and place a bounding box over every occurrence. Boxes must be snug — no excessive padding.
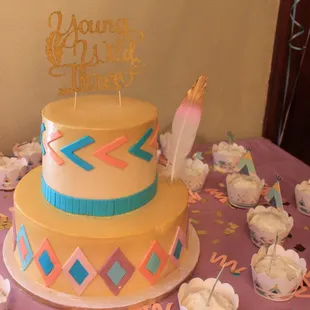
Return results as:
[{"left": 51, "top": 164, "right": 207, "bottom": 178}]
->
[{"left": 12, "top": 167, "right": 190, "bottom": 297}]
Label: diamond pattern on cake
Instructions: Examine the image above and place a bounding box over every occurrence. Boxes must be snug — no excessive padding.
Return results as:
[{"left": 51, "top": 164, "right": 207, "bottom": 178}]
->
[
  {"left": 138, "top": 240, "right": 168, "bottom": 285},
  {"left": 62, "top": 247, "right": 97, "bottom": 295},
  {"left": 16, "top": 224, "right": 33, "bottom": 271},
  {"left": 99, "top": 248, "right": 135, "bottom": 296},
  {"left": 34, "top": 238, "right": 62, "bottom": 287},
  {"left": 169, "top": 226, "right": 187, "bottom": 266}
]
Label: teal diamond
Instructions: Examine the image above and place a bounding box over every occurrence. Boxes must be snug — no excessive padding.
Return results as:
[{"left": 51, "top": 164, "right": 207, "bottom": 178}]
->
[
  {"left": 69, "top": 260, "right": 89, "bottom": 285},
  {"left": 146, "top": 252, "right": 160, "bottom": 275},
  {"left": 38, "top": 250, "right": 54, "bottom": 276},
  {"left": 173, "top": 240, "right": 183, "bottom": 260},
  {"left": 107, "top": 262, "right": 126, "bottom": 286}
]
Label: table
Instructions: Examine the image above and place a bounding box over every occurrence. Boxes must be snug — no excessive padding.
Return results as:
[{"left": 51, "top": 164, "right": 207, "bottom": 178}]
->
[{"left": 0, "top": 137, "right": 309, "bottom": 310}]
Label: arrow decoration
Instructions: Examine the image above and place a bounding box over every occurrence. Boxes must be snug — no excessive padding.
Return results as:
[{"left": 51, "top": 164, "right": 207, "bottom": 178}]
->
[
  {"left": 129, "top": 128, "right": 153, "bottom": 162},
  {"left": 40, "top": 123, "right": 46, "bottom": 155},
  {"left": 93, "top": 136, "right": 129, "bottom": 169},
  {"left": 61, "top": 136, "right": 95, "bottom": 171},
  {"left": 46, "top": 131, "right": 64, "bottom": 165}
]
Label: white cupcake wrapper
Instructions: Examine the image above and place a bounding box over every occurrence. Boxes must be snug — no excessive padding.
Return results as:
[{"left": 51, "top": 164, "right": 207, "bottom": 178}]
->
[
  {"left": 226, "top": 174, "right": 264, "bottom": 209},
  {"left": 178, "top": 277, "right": 239, "bottom": 310},
  {"left": 247, "top": 206, "right": 293, "bottom": 248},
  {"left": 13, "top": 141, "right": 42, "bottom": 169},
  {"left": 251, "top": 244, "right": 307, "bottom": 302},
  {"left": 0, "top": 275, "right": 10, "bottom": 310},
  {"left": 0, "top": 157, "right": 28, "bottom": 190},
  {"left": 295, "top": 185, "right": 310, "bottom": 216}
]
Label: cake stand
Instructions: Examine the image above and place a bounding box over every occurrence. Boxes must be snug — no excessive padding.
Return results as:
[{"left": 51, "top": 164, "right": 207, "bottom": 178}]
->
[{"left": 3, "top": 224, "right": 200, "bottom": 310}]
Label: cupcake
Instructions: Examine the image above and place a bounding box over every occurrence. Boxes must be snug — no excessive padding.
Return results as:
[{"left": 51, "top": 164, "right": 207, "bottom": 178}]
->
[
  {"left": 0, "top": 275, "right": 10, "bottom": 310},
  {"left": 251, "top": 244, "right": 306, "bottom": 301},
  {"left": 181, "top": 153, "right": 209, "bottom": 191},
  {"left": 0, "top": 155, "right": 28, "bottom": 190},
  {"left": 178, "top": 278, "right": 239, "bottom": 310},
  {"left": 13, "top": 137, "right": 42, "bottom": 170},
  {"left": 226, "top": 149, "right": 264, "bottom": 208},
  {"left": 212, "top": 132, "right": 245, "bottom": 173},
  {"left": 247, "top": 206, "right": 293, "bottom": 247},
  {"left": 295, "top": 180, "right": 310, "bottom": 216}
]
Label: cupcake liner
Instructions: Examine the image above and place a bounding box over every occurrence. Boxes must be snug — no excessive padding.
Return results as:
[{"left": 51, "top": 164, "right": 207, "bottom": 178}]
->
[
  {"left": 226, "top": 174, "right": 264, "bottom": 209},
  {"left": 295, "top": 183, "right": 310, "bottom": 216},
  {"left": 181, "top": 158, "right": 209, "bottom": 192},
  {"left": 0, "top": 275, "right": 10, "bottom": 310},
  {"left": 251, "top": 244, "right": 307, "bottom": 302},
  {"left": 0, "top": 157, "right": 28, "bottom": 190},
  {"left": 247, "top": 206, "right": 293, "bottom": 248},
  {"left": 178, "top": 277, "right": 239, "bottom": 310},
  {"left": 212, "top": 142, "right": 245, "bottom": 173},
  {"left": 13, "top": 140, "right": 42, "bottom": 171}
]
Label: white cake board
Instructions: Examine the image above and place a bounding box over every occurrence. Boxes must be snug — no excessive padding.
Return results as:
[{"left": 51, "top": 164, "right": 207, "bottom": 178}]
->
[{"left": 3, "top": 225, "right": 200, "bottom": 310}]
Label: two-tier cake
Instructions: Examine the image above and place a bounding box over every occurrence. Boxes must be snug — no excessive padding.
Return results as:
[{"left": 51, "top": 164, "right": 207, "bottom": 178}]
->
[{"left": 4, "top": 94, "right": 200, "bottom": 309}]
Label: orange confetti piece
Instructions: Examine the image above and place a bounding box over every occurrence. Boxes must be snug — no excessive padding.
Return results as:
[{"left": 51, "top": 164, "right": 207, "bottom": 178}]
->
[
  {"left": 193, "top": 192, "right": 202, "bottom": 201},
  {"left": 204, "top": 188, "right": 218, "bottom": 193},
  {"left": 210, "top": 252, "right": 247, "bottom": 273},
  {"left": 218, "top": 183, "right": 225, "bottom": 188},
  {"left": 219, "top": 197, "right": 228, "bottom": 204},
  {"left": 224, "top": 228, "right": 235, "bottom": 235},
  {"left": 188, "top": 198, "right": 197, "bottom": 204},
  {"left": 190, "top": 218, "right": 200, "bottom": 224},
  {"left": 216, "top": 211, "right": 222, "bottom": 217},
  {"left": 191, "top": 210, "right": 201, "bottom": 214},
  {"left": 228, "top": 222, "right": 239, "bottom": 230},
  {"left": 4, "top": 222, "right": 12, "bottom": 229},
  {"left": 212, "top": 239, "right": 220, "bottom": 245},
  {"left": 214, "top": 193, "right": 225, "bottom": 199},
  {"left": 201, "top": 198, "right": 208, "bottom": 203},
  {"left": 215, "top": 219, "right": 224, "bottom": 225},
  {"left": 188, "top": 190, "right": 197, "bottom": 199},
  {"left": 197, "top": 230, "right": 207, "bottom": 235},
  {"left": 304, "top": 226, "right": 309, "bottom": 231},
  {"left": 204, "top": 150, "right": 212, "bottom": 155}
]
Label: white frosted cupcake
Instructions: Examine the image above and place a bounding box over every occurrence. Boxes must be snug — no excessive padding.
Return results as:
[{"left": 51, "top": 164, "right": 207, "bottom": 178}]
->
[
  {"left": 212, "top": 142, "right": 246, "bottom": 173},
  {"left": 178, "top": 278, "right": 239, "bottom": 310},
  {"left": 295, "top": 180, "right": 310, "bottom": 216},
  {"left": 251, "top": 244, "right": 306, "bottom": 301},
  {"left": 226, "top": 173, "right": 264, "bottom": 208},
  {"left": 13, "top": 138, "right": 42, "bottom": 170},
  {"left": 182, "top": 158, "right": 209, "bottom": 191},
  {"left": 0, "top": 156, "right": 28, "bottom": 190},
  {"left": 247, "top": 206, "right": 293, "bottom": 247}
]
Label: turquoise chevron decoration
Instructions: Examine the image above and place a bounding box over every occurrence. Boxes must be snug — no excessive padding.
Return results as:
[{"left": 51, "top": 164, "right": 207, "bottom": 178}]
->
[
  {"left": 40, "top": 123, "right": 46, "bottom": 155},
  {"left": 61, "top": 136, "right": 95, "bottom": 171},
  {"left": 129, "top": 128, "right": 153, "bottom": 162}
]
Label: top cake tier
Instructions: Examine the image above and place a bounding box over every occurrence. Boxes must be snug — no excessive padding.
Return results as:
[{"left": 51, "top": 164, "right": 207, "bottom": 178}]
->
[{"left": 41, "top": 95, "right": 158, "bottom": 216}]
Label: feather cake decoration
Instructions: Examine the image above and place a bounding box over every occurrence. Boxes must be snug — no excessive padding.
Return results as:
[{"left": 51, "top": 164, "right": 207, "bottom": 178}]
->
[{"left": 166, "top": 75, "right": 207, "bottom": 181}]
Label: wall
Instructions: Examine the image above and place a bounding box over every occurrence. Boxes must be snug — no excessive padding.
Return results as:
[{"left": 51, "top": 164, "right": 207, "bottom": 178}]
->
[{"left": 0, "top": 0, "right": 279, "bottom": 154}]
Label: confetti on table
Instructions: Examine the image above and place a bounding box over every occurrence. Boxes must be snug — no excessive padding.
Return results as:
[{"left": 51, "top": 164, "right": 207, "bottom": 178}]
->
[
  {"left": 197, "top": 230, "right": 208, "bottom": 235},
  {"left": 228, "top": 222, "right": 239, "bottom": 230},
  {"left": 304, "top": 226, "right": 309, "bottom": 231},
  {"left": 212, "top": 239, "right": 221, "bottom": 245},
  {"left": 4, "top": 222, "right": 12, "bottom": 229},
  {"left": 191, "top": 210, "right": 200, "bottom": 214},
  {"left": 294, "top": 244, "right": 306, "bottom": 252},
  {"left": 0, "top": 213, "right": 8, "bottom": 225},
  {"left": 0, "top": 225, "right": 5, "bottom": 231},
  {"left": 219, "top": 197, "right": 228, "bottom": 204},
  {"left": 201, "top": 198, "right": 208, "bottom": 203},
  {"left": 224, "top": 228, "right": 235, "bottom": 235},
  {"left": 215, "top": 219, "right": 224, "bottom": 225},
  {"left": 189, "top": 218, "right": 200, "bottom": 224},
  {"left": 231, "top": 271, "right": 241, "bottom": 277},
  {"left": 205, "top": 188, "right": 218, "bottom": 193},
  {"left": 204, "top": 150, "right": 212, "bottom": 156},
  {"left": 216, "top": 211, "right": 222, "bottom": 218},
  {"left": 218, "top": 183, "right": 225, "bottom": 188},
  {"left": 9, "top": 207, "right": 14, "bottom": 212}
]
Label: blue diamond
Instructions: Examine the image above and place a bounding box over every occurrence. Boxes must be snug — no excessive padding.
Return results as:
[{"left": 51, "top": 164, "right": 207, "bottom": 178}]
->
[
  {"left": 173, "top": 240, "right": 183, "bottom": 260},
  {"left": 107, "top": 262, "right": 126, "bottom": 286},
  {"left": 38, "top": 250, "right": 54, "bottom": 275},
  {"left": 69, "top": 260, "right": 89, "bottom": 285},
  {"left": 146, "top": 253, "right": 160, "bottom": 275}
]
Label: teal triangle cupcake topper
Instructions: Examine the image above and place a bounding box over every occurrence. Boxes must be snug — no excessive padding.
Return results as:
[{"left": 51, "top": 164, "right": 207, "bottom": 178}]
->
[
  {"left": 236, "top": 147, "right": 256, "bottom": 176},
  {"left": 266, "top": 175, "right": 283, "bottom": 209}
]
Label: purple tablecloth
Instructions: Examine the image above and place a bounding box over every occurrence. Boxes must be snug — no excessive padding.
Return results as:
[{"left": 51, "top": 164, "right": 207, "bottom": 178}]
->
[{"left": 0, "top": 138, "right": 309, "bottom": 310}]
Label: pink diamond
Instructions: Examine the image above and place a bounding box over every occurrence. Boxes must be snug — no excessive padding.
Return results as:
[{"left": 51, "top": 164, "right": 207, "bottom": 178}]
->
[{"left": 99, "top": 248, "right": 135, "bottom": 295}]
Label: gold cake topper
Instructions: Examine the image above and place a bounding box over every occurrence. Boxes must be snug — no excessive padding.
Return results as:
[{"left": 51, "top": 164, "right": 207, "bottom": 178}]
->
[{"left": 46, "top": 11, "right": 145, "bottom": 95}]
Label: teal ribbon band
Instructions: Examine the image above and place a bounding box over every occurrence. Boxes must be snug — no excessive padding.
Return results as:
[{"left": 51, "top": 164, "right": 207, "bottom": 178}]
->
[{"left": 41, "top": 176, "right": 157, "bottom": 216}]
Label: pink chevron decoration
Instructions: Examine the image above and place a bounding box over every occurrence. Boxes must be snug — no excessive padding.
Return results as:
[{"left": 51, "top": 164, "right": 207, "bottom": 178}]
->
[
  {"left": 45, "top": 131, "right": 64, "bottom": 165},
  {"left": 150, "top": 123, "right": 159, "bottom": 149},
  {"left": 93, "top": 136, "right": 128, "bottom": 169}
]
